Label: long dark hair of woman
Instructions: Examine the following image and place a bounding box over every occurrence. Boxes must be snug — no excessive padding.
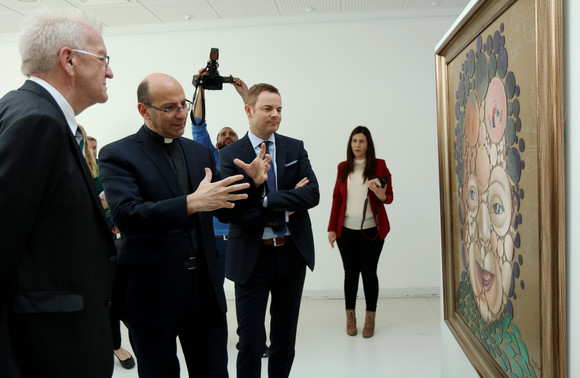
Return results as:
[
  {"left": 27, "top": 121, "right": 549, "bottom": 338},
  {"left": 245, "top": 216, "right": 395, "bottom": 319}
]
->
[{"left": 339, "top": 125, "right": 377, "bottom": 183}]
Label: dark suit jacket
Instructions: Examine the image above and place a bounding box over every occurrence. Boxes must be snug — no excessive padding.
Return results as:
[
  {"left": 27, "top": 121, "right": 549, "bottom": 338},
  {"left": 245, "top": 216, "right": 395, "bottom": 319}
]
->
[
  {"left": 0, "top": 80, "right": 117, "bottom": 378},
  {"left": 328, "top": 159, "right": 394, "bottom": 239},
  {"left": 219, "top": 133, "right": 319, "bottom": 284},
  {"left": 99, "top": 126, "right": 227, "bottom": 327}
]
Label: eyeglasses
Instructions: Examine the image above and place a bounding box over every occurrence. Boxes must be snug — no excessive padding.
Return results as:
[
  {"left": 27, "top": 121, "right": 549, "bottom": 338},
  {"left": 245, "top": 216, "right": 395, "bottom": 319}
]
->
[
  {"left": 72, "top": 49, "right": 110, "bottom": 68},
  {"left": 144, "top": 100, "right": 193, "bottom": 115}
]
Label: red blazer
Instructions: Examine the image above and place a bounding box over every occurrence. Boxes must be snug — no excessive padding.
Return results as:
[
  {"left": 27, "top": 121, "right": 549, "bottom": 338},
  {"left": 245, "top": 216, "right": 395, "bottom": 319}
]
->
[{"left": 327, "top": 159, "right": 393, "bottom": 239}]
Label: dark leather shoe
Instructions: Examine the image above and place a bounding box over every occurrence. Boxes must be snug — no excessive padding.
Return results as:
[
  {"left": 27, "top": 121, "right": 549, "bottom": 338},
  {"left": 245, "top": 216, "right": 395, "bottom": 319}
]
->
[
  {"left": 262, "top": 346, "right": 270, "bottom": 358},
  {"left": 115, "top": 352, "right": 136, "bottom": 369}
]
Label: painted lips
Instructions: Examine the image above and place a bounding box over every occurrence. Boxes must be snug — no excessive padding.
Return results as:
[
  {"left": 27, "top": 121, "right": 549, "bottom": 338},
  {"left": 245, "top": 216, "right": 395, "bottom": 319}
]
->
[{"left": 477, "top": 261, "right": 495, "bottom": 292}]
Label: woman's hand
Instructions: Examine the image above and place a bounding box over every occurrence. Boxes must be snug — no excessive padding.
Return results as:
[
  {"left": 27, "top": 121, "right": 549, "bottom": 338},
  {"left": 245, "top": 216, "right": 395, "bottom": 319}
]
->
[
  {"left": 368, "top": 180, "right": 387, "bottom": 202},
  {"left": 328, "top": 231, "right": 337, "bottom": 248}
]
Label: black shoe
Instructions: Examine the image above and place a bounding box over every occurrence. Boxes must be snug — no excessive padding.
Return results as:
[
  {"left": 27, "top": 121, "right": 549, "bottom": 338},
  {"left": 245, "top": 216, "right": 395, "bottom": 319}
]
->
[
  {"left": 115, "top": 352, "right": 136, "bottom": 369},
  {"left": 262, "top": 346, "right": 270, "bottom": 358}
]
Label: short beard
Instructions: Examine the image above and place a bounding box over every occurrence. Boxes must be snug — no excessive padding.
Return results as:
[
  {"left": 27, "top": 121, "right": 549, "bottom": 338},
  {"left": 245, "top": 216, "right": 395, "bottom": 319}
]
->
[{"left": 217, "top": 139, "right": 235, "bottom": 150}]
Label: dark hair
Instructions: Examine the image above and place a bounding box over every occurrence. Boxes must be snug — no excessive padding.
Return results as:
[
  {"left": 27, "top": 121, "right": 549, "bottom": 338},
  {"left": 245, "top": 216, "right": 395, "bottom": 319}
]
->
[
  {"left": 137, "top": 79, "right": 150, "bottom": 104},
  {"left": 216, "top": 127, "right": 237, "bottom": 141},
  {"left": 339, "top": 126, "right": 377, "bottom": 183},
  {"left": 246, "top": 83, "right": 280, "bottom": 107}
]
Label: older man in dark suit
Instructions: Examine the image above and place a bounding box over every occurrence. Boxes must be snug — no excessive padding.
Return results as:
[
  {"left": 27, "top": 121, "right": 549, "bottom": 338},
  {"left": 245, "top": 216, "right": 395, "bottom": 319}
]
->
[
  {"left": 0, "top": 7, "right": 117, "bottom": 378},
  {"left": 99, "top": 72, "right": 270, "bottom": 378},
  {"left": 219, "top": 83, "right": 319, "bottom": 378}
]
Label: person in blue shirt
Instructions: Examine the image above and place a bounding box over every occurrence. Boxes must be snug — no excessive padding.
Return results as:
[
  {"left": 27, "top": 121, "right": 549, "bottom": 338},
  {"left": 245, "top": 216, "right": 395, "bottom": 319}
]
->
[{"left": 191, "top": 74, "right": 247, "bottom": 282}]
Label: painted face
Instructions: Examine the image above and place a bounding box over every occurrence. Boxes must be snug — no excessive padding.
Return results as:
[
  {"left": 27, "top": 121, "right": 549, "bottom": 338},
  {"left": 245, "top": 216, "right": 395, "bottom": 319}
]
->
[
  {"left": 351, "top": 133, "right": 368, "bottom": 159},
  {"left": 247, "top": 91, "right": 282, "bottom": 140},
  {"left": 216, "top": 127, "right": 238, "bottom": 149},
  {"left": 142, "top": 75, "right": 188, "bottom": 139},
  {"left": 73, "top": 27, "right": 113, "bottom": 111},
  {"left": 462, "top": 78, "right": 516, "bottom": 322}
]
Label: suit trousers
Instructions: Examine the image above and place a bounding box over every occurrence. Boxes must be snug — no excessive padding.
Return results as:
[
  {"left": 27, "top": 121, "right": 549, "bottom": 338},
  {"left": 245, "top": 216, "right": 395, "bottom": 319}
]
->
[
  {"left": 215, "top": 237, "right": 228, "bottom": 284},
  {"left": 235, "top": 240, "right": 306, "bottom": 378},
  {"left": 336, "top": 227, "right": 384, "bottom": 311},
  {"left": 125, "top": 268, "right": 228, "bottom": 378}
]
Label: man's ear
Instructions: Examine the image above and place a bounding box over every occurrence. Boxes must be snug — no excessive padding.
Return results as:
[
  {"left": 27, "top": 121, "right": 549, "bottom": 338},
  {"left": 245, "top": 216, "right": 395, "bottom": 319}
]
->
[
  {"left": 59, "top": 47, "right": 75, "bottom": 77},
  {"left": 245, "top": 104, "right": 252, "bottom": 119},
  {"left": 137, "top": 103, "right": 150, "bottom": 119}
]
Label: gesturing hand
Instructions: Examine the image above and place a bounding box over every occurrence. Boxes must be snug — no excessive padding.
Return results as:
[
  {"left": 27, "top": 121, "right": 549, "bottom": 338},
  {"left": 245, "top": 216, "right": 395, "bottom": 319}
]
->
[
  {"left": 234, "top": 142, "right": 272, "bottom": 186},
  {"left": 187, "top": 168, "right": 250, "bottom": 214}
]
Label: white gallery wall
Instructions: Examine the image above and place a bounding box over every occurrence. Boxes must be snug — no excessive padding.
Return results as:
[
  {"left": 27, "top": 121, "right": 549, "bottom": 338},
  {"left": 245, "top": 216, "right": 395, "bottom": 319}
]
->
[{"left": 0, "top": 11, "right": 458, "bottom": 300}]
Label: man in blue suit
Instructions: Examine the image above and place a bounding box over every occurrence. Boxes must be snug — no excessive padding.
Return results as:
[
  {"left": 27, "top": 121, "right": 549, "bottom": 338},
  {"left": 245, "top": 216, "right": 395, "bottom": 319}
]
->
[
  {"left": 99, "top": 73, "right": 270, "bottom": 378},
  {"left": 219, "top": 83, "right": 319, "bottom": 378}
]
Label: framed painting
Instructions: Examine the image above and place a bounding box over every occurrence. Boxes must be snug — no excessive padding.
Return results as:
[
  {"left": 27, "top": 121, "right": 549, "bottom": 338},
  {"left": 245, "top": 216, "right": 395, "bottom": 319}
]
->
[{"left": 435, "top": 0, "right": 565, "bottom": 376}]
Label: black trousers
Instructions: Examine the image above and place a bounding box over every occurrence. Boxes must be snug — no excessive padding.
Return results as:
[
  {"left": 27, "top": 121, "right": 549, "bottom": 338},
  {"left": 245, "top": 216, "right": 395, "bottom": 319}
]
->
[
  {"left": 234, "top": 240, "right": 306, "bottom": 378},
  {"left": 111, "top": 319, "right": 122, "bottom": 350},
  {"left": 111, "top": 236, "right": 132, "bottom": 351},
  {"left": 336, "top": 227, "right": 384, "bottom": 312},
  {"left": 125, "top": 268, "right": 228, "bottom": 378}
]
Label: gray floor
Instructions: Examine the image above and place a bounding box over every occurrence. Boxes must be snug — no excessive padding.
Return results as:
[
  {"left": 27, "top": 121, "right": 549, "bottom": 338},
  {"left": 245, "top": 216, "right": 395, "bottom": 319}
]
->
[{"left": 112, "top": 296, "right": 441, "bottom": 378}]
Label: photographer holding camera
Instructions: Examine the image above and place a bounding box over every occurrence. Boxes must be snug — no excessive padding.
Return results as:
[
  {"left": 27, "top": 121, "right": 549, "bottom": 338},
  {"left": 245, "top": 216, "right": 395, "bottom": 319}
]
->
[
  {"left": 327, "top": 126, "right": 393, "bottom": 339},
  {"left": 192, "top": 50, "right": 272, "bottom": 361},
  {"left": 192, "top": 67, "right": 247, "bottom": 283}
]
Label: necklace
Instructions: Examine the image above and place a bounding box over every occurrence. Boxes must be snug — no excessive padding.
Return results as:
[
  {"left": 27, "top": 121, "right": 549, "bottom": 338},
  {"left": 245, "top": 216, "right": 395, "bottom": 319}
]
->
[{"left": 354, "top": 159, "right": 365, "bottom": 172}]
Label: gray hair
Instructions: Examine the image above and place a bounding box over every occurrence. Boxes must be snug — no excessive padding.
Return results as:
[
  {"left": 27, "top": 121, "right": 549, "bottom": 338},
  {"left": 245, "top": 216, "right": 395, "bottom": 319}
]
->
[{"left": 18, "top": 7, "right": 102, "bottom": 77}]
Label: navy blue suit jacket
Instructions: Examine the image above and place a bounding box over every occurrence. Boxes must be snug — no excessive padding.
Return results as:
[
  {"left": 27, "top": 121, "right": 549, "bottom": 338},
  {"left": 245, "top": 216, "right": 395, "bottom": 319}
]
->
[
  {"left": 219, "top": 133, "right": 319, "bottom": 284},
  {"left": 99, "top": 126, "right": 226, "bottom": 327}
]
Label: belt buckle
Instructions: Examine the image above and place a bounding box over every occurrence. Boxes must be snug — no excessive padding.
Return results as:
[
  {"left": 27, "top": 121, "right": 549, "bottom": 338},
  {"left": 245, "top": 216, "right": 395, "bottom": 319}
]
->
[
  {"left": 188, "top": 256, "right": 197, "bottom": 270},
  {"left": 273, "top": 237, "right": 281, "bottom": 247}
]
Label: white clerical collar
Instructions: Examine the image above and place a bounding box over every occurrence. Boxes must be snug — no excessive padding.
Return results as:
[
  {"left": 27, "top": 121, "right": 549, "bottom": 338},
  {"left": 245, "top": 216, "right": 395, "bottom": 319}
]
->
[{"left": 28, "top": 76, "right": 77, "bottom": 136}]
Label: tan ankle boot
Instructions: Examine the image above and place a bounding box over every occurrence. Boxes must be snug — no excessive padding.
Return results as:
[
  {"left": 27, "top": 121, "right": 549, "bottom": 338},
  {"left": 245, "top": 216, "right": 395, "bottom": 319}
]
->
[
  {"left": 346, "top": 309, "right": 357, "bottom": 336},
  {"left": 362, "top": 310, "right": 376, "bottom": 338}
]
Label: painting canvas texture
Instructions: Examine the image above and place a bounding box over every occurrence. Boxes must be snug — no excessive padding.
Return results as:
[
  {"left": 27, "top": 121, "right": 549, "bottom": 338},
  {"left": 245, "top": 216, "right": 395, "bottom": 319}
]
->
[{"left": 446, "top": 0, "right": 540, "bottom": 375}]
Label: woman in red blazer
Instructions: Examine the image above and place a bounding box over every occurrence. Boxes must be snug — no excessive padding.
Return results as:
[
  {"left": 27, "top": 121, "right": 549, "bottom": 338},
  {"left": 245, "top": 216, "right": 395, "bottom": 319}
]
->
[{"left": 327, "top": 126, "right": 393, "bottom": 338}]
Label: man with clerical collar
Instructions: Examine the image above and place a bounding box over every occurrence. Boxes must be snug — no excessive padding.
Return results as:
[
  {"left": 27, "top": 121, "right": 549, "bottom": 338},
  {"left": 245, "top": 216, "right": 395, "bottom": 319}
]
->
[{"left": 99, "top": 72, "right": 271, "bottom": 378}]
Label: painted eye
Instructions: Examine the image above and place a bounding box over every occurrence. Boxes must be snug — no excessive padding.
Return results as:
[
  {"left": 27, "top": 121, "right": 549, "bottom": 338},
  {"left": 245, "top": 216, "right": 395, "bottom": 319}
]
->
[
  {"left": 488, "top": 167, "right": 512, "bottom": 236},
  {"left": 468, "top": 188, "right": 476, "bottom": 201},
  {"left": 492, "top": 202, "right": 504, "bottom": 214},
  {"left": 466, "top": 175, "right": 478, "bottom": 218}
]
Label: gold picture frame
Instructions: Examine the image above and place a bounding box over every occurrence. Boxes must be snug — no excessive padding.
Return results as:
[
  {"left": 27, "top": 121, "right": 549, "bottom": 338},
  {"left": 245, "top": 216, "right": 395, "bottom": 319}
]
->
[{"left": 435, "top": 0, "right": 565, "bottom": 376}]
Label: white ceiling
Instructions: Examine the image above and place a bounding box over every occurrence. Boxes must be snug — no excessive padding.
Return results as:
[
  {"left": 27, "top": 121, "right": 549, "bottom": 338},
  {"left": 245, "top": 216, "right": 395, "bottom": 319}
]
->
[{"left": 0, "top": 0, "right": 470, "bottom": 34}]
